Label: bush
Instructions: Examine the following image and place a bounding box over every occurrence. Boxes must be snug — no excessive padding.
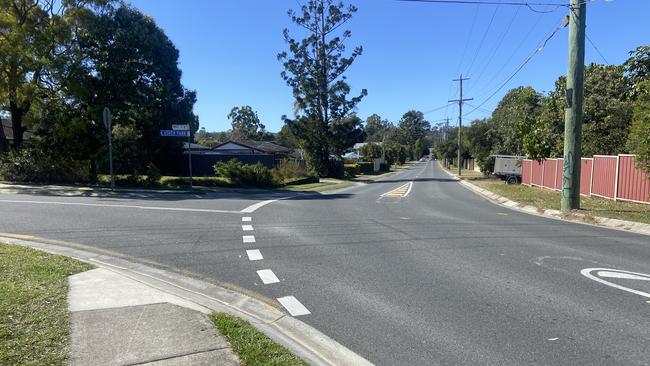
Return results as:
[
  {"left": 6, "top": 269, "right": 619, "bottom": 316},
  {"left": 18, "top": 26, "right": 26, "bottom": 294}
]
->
[
  {"left": 379, "top": 163, "right": 390, "bottom": 172},
  {"left": 272, "top": 159, "right": 308, "bottom": 182},
  {"left": 344, "top": 163, "right": 360, "bottom": 177},
  {"left": 358, "top": 161, "right": 374, "bottom": 174},
  {"left": 0, "top": 146, "right": 90, "bottom": 184},
  {"left": 145, "top": 163, "right": 162, "bottom": 186},
  {"left": 214, "top": 159, "right": 279, "bottom": 187}
]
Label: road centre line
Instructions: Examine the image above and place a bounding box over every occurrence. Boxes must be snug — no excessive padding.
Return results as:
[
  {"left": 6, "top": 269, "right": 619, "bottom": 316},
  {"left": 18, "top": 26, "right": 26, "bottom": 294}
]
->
[
  {"left": 380, "top": 181, "right": 413, "bottom": 198},
  {"left": 246, "top": 249, "right": 263, "bottom": 261},
  {"left": 242, "top": 225, "right": 254, "bottom": 231},
  {"left": 242, "top": 216, "right": 252, "bottom": 222},
  {"left": 277, "top": 296, "right": 311, "bottom": 316},
  {"left": 257, "top": 269, "right": 280, "bottom": 284},
  {"left": 0, "top": 199, "right": 242, "bottom": 214},
  {"left": 242, "top": 235, "right": 256, "bottom": 243}
]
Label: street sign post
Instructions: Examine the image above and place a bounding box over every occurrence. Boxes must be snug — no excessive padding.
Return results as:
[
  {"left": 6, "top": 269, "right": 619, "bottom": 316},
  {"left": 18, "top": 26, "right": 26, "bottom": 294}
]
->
[
  {"left": 103, "top": 108, "right": 114, "bottom": 190},
  {"left": 160, "top": 125, "right": 192, "bottom": 191}
]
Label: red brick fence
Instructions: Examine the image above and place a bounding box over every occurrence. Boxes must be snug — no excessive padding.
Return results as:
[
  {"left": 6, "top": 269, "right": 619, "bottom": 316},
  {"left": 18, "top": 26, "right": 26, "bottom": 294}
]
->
[{"left": 521, "top": 155, "right": 650, "bottom": 204}]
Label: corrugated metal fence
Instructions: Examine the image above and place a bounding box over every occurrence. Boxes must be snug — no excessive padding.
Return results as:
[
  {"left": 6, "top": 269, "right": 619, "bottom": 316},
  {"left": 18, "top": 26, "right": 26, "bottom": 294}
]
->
[{"left": 521, "top": 155, "right": 650, "bottom": 204}]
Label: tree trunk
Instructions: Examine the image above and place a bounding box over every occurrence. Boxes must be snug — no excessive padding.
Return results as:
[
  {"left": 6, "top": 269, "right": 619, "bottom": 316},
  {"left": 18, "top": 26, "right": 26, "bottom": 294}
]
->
[
  {"left": 9, "top": 101, "right": 25, "bottom": 150},
  {"left": 90, "top": 159, "right": 98, "bottom": 184},
  {"left": 0, "top": 121, "right": 8, "bottom": 153}
]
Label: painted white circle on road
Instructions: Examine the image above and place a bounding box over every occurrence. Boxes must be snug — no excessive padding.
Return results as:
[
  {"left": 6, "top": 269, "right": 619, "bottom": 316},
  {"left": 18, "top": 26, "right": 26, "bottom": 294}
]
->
[{"left": 581, "top": 268, "right": 650, "bottom": 298}]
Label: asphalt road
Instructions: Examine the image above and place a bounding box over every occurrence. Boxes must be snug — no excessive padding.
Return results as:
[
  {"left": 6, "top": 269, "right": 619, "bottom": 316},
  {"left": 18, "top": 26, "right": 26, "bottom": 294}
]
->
[{"left": 1, "top": 161, "right": 649, "bottom": 365}]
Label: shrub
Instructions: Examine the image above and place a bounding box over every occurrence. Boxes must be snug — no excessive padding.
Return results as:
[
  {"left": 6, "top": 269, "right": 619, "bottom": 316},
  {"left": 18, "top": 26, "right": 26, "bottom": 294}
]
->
[
  {"left": 379, "top": 163, "right": 390, "bottom": 172},
  {"left": 145, "top": 163, "right": 162, "bottom": 186},
  {"left": 214, "top": 159, "right": 279, "bottom": 187},
  {"left": 358, "top": 161, "right": 374, "bottom": 174},
  {"left": 272, "top": 159, "right": 308, "bottom": 182},
  {"left": 344, "top": 163, "right": 360, "bottom": 177},
  {"left": 0, "top": 146, "right": 90, "bottom": 184}
]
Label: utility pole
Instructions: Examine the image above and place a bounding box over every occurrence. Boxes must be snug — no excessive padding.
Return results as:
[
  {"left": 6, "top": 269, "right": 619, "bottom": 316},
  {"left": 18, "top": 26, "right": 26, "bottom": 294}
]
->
[
  {"left": 449, "top": 75, "right": 473, "bottom": 176},
  {"left": 561, "top": 0, "right": 586, "bottom": 211},
  {"left": 103, "top": 108, "right": 114, "bottom": 190}
]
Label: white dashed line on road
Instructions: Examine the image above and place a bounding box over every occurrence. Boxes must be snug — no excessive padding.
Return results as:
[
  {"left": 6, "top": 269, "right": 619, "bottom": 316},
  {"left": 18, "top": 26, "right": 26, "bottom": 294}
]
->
[
  {"left": 242, "top": 235, "right": 256, "bottom": 243},
  {"left": 242, "top": 225, "right": 254, "bottom": 231},
  {"left": 242, "top": 216, "right": 252, "bottom": 222},
  {"left": 257, "top": 269, "right": 280, "bottom": 284},
  {"left": 246, "top": 249, "right": 263, "bottom": 261},
  {"left": 277, "top": 296, "right": 311, "bottom": 316}
]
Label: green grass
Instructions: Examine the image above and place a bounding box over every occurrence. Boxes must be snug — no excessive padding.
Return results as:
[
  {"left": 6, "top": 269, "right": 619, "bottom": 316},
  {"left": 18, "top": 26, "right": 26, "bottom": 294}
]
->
[
  {"left": 210, "top": 313, "right": 308, "bottom": 366},
  {"left": 283, "top": 180, "right": 355, "bottom": 192},
  {"left": 471, "top": 178, "right": 650, "bottom": 224},
  {"left": 0, "top": 244, "right": 94, "bottom": 365}
]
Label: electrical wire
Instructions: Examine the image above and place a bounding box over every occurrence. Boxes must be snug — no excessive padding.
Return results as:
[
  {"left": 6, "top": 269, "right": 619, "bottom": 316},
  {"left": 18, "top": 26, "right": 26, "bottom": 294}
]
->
[
  {"left": 468, "top": 5, "right": 521, "bottom": 93},
  {"left": 586, "top": 32, "right": 609, "bottom": 64},
  {"left": 423, "top": 102, "right": 455, "bottom": 115},
  {"left": 465, "top": 4, "right": 500, "bottom": 76},
  {"left": 397, "top": 0, "right": 569, "bottom": 8},
  {"left": 463, "top": 18, "right": 564, "bottom": 117}
]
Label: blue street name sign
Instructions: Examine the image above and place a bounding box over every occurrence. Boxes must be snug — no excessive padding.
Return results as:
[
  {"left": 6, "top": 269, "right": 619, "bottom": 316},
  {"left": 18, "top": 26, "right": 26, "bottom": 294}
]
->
[{"left": 160, "top": 130, "right": 189, "bottom": 137}]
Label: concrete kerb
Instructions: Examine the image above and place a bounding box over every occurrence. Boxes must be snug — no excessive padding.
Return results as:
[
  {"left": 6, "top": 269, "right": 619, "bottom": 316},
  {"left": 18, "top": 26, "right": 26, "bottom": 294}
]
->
[
  {"left": 439, "top": 166, "right": 650, "bottom": 237},
  {"left": 0, "top": 236, "right": 374, "bottom": 366}
]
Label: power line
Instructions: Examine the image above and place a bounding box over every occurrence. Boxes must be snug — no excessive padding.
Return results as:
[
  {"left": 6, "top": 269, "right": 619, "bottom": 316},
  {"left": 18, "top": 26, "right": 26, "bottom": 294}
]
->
[
  {"left": 475, "top": 11, "right": 545, "bottom": 97},
  {"left": 465, "top": 4, "right": 500, "bottom": 76},
  {"left": 586, "top": 32, "right": 609, "bottom": 64},
  {"left": 423, "top": 102, "right": 455, "bottom": 115},
  {"left": 469, "top": 5, "right": 521, "bottom": 93},
  {"left": 464, "top": 18, "right": 564, "bottom": 117},
  {"left": 397, "top": 0, "right": 569, "bottom": 8}
]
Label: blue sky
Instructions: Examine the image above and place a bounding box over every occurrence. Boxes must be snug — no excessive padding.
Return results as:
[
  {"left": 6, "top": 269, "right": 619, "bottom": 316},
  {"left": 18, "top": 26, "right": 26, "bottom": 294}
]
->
[{"left": 128, "top": 0, "right": 649, "bottom": 132}]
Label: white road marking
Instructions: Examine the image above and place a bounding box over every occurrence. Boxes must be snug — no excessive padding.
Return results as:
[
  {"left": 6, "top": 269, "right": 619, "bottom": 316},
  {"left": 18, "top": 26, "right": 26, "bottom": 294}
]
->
[
  {"left": 246, "top": 249, "right": 263, "bottom": 261},
  {"left": 242, "top": 216, "right": 252, "bottom": 222},
  {"left": 242, "top": 225, "right": 254, "bottom": 231},
  {"left": 257, "top": 269, "right": 280, "bottom": 284},
  {"left": 277, "top": 296, "right": 311, "bottom": 316},
  {"left": 597, "top": 271, "right": 650, "bottom": 281},
  {"left": 0, "top": 199, "right": 241, "bottom": 214},
  {"left": 380, "top": 181, "right": 413, "bottom": 198},
  {"left": 581, "top": 268, "right": 650, "bottom": 298},
  {"left": 241, "top": 199, "right": 277, "bottom": 213},
  {"left": 242, "top": 235, "right": 256, "bottom": 243}
]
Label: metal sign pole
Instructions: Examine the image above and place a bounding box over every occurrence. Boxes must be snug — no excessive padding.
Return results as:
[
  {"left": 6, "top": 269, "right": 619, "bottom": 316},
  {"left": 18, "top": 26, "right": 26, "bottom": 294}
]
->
[
  {"left": 188, "top": 130, "right": 193, "bottom": 192},
  {"left": 103, "top": 108, "right": 114, "bottom": 190}
]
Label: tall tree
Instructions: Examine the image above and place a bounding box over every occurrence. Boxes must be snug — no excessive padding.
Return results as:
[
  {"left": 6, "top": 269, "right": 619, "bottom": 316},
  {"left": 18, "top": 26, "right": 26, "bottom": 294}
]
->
[
  {"left": 364, "top": 113, "right": 391, "bottom": 142},
  {"left": 227, "top": 105, "right": 266, "bottom": 140},
  {"left": 490, "top": 86, "right": 543, "bottom": 156},
  {"left": 0, "top": 0, "right": 112, "bottom": 152},
  {"left": 329, "top": 113, "right": 364, "bottom": 155},
  {"left": 278, "top": 0, "right": 367, "bottom": 175},
  {"left": 71, "top": 5, "right": 198, "bottom": 173},
  {"left": 396, "top": 110, "right": 429, "bottom": 152},
  {"left": 624, "top": 45, "right": 650, "bottom": 99}
]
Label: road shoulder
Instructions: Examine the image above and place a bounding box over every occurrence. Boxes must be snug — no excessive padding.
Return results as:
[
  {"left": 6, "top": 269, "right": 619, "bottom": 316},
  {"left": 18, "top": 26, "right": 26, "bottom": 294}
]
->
[{"left": 439, "top": 164, "right": 650, "bottom": 237}]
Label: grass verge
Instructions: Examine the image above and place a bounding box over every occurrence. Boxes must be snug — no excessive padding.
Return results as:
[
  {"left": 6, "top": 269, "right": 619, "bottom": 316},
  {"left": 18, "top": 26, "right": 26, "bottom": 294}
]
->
[
  {"left": 284, "top": 180, "right": 355, "bottom": 192},
  {"left": 471, "top": 178, "right": 650, "bottom": 224},
  {"left": 210, "top": 312, "right": 308, "bottom": 366},
  {"left": 0, "top": 243, "right": 93, "bottom": 365}
]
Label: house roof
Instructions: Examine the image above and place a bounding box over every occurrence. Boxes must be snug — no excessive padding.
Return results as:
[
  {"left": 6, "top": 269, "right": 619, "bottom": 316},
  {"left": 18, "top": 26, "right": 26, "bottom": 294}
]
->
[{"left": 212, "top": 140, "right": 291, "bottom": 154}]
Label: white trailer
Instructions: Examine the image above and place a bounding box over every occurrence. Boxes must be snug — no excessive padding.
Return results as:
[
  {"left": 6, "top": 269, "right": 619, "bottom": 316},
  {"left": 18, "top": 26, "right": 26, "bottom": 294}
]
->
[{"left": 493, "top": 155, "right": 524, "bottom": 184}]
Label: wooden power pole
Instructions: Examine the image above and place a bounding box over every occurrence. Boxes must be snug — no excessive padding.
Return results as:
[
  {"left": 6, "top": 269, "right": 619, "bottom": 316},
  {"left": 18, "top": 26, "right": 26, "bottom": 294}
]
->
[
  {"left": 449, "top": 75, "right": 472, "bottom": 176},
  {"left": 561, "top": 0, "right": 586, "bottom": 211}
]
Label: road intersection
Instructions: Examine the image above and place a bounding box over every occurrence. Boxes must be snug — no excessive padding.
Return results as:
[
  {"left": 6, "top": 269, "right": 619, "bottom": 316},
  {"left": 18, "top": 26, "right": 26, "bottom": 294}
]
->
[{"left": 1, "top": 161, "right": 649, "bottom": 365}]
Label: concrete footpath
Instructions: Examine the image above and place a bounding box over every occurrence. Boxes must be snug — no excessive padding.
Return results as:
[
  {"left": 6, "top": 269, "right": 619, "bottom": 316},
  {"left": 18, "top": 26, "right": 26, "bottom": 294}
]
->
[
  {"left": 68, "top": 268, "right": 239, "bottom": 366},
  {"left": 1, "top": 236, "right": 374, "bottom": 366}
]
